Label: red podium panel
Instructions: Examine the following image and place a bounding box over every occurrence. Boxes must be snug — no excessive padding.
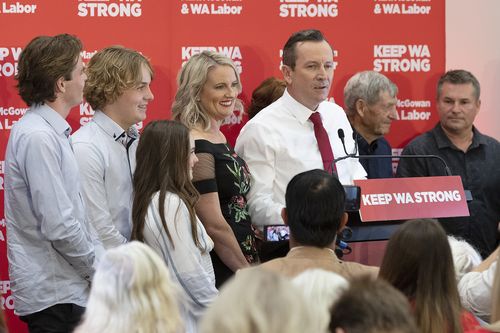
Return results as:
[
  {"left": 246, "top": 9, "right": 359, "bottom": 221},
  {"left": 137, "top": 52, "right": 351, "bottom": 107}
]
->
[{"left": 353, "top": 176, "right": 469, "bottom": 222}]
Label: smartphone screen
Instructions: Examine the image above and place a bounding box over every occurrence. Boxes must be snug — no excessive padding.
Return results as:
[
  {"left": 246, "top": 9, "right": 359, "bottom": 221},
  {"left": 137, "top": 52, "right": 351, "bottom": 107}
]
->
[
  {"left": 344, "top": 185, "right": 361, "bottom": 212},
  {"left": 264, "top": 225, "right": 290, "bottom": 242}
]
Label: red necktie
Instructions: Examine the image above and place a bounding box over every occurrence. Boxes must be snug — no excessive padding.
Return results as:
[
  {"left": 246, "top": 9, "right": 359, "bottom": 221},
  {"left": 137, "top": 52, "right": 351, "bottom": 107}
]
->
[{"left": 309, "top": 112, "right": 336, "bottom": 173}]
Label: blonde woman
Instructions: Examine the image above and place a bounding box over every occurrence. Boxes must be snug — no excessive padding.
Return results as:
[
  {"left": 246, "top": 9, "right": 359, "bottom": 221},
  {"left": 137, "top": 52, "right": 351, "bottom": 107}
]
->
[
  {"left": 74, "top": 241, "right": 181, "bottom": 333},
  {"left": 173, "top": 51, "right": 258, "bottom": 287}
]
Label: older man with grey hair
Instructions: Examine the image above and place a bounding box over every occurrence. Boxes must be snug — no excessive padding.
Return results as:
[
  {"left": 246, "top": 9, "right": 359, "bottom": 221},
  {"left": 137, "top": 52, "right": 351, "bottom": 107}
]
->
[{"left": 343, "top": 71, "right": 398, "bottom": 178}]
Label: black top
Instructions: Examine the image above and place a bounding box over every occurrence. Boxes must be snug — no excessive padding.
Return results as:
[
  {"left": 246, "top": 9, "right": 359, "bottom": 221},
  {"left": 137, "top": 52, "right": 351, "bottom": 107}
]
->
[
  {"left": 193, "top": 139, "right": 258, "bottom": 286},
  {"left": 396, "top": 123, "right": 500, "bottom": 257},
  {"left": 355, "top": 132, "right": 393, "bottom": 179}
]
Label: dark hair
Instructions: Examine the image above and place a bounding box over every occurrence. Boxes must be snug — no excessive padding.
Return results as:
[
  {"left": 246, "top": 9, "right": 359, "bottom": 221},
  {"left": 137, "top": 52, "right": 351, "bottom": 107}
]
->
[
  {"left": 437, "top": 69, "right": 480, "bottom": 101},
  {"left": 283, "top": 29, "right": 329, "bottom": 70},
  {"left": 379, "top": 219, "right": 463, "bottom": 333},
  {"left": 16, "top": 34, "right": 82, "bottom": 106},
  {"left": 247, "top": 77, "right": 286, "bottom": 119},
  {"left": 329, "top": 275, "right": 418, "bottom": 333},
  {"left": 131, "top": 120, "right": 202, "bottom": 250},
  {"left": 285, "top": 169, "right": 345, "bottom": 247}
]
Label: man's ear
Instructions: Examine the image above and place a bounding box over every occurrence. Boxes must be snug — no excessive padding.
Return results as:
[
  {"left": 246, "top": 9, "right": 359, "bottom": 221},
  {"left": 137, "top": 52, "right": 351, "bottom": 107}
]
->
[
  {"left": 355, "top": 99, "right": 367, "bottom": 117},
  {"left": 55, "top": 76, "right": 65, "bottom": 94},
  {"left": 281, "top": 65, "right": 293, "bottom": 85},
  {"left": 281, "top": 207, "right": 288, "bottom": 225},
  {"left": 337, "top": 212, "right": 348, "bottom": 232}
]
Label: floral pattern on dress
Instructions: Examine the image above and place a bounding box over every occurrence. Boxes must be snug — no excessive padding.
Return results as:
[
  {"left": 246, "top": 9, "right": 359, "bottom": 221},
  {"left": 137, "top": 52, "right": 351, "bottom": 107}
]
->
[{"left": 224, "top": 151, "right": 251, "bottom": 223}]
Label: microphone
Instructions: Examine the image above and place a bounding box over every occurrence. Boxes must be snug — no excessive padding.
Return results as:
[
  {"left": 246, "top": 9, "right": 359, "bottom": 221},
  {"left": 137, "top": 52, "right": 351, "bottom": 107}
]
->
[
  {"left": 337, "top": 129, "right": 349, "bottom": 155},
  {"left": 334, "top": 129, "right": 453, "bottom": 176}
]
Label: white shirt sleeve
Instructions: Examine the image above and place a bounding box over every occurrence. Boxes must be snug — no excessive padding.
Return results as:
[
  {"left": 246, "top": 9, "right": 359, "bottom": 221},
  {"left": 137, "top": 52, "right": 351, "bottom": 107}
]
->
[
  {"left": 235, "top": 122, "right": 284, "bottom": 227},
  {"left": 73, "top": 142, "right": 127, "bottom": 248},
  {"left": 458, "top": 261, "right": 496, "bottom": 320}
]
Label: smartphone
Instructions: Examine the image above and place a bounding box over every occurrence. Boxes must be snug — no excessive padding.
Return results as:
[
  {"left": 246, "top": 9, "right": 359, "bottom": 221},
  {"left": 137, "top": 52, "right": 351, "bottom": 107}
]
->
[
  {"left": 343, "top": 185, "right": 361, "bottom": 212},
  {"left": 264, "top": 225, "right": 290, "bottom": 242}
]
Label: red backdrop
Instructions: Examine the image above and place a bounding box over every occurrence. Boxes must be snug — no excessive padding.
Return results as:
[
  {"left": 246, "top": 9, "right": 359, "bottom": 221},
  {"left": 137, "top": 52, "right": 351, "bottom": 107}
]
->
[{"left": 0, "top": 0, "right": 444, "bottom": 331}]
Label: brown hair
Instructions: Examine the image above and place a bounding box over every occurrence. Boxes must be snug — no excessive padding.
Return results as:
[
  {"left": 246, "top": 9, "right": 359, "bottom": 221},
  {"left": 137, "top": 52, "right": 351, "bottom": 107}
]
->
[
  {"left": 247, "top": 77, "right": 286, "bottom": 119},
  {"left": 84, "top": 46, "right": 153, "bottom": 110},
  {"left": 379, "top": 219, "right": 463, "bottom": 333},
  {"left": 329, "top": 275, "right": 418, "bottom": 333},
  {"left": 131, "top": 120, "right": 202, "bottom": 250},
  {"left": 16, "top": 34, "right": 82, "bottom": 106}
]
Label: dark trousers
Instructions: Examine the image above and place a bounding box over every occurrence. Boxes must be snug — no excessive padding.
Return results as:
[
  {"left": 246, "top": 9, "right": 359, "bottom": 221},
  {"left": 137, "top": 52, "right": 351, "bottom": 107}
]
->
[{"left": 19, "top": 303, "right": 85, "bottom": 333}]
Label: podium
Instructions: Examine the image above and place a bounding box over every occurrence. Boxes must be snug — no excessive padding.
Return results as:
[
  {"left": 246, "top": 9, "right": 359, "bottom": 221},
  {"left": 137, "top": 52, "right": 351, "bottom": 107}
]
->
[{"left": 346, "top": 175, "right": 470, "bottom": 242}]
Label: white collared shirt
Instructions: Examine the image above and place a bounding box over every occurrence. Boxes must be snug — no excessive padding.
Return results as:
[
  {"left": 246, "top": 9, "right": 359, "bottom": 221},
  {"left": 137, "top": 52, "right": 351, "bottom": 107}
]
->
[
  {"left": 143, "top": 191, "right": 217, "bottom": 333},
  {"left": 4, "top": 104, "right": 96, "bottom": 316},
  {"left": 235, "top": 89, "right": 366, "bottom": 227},
  {"left": 72, "top": 110, "right": 138, "bottom": 248}
]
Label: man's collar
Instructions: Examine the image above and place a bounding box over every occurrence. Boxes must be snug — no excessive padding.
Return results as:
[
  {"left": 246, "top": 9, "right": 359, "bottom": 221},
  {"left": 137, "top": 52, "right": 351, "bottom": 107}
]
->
[
  {"left": 33, "top": 103, "right": 72, "bottom": 137},
  {"left": 93, "top": 110, "right": 138, "bottom": 141},
  {"left": 434, "top": 123, "right": 486, "bottom": 150},
  {"left": 282, "top": 89, "right": 321, "bottom": 125}
]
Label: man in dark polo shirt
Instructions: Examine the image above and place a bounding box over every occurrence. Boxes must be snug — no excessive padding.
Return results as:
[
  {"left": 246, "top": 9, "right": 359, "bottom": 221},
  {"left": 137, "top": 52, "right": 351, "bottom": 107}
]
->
[
  {"left": 344, "top": 71, "right": 398, "bottom": 178},
  {"left": 397, "top": 69, "right": 500, "bottom": 258}
]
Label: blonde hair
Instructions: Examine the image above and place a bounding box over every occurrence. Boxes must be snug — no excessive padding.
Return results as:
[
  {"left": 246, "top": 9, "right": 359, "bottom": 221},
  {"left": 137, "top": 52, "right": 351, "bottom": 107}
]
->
[
  {"left": 199, "top": 268, "right": 317, "bottom": 333},
  {"left": 172, "top": 51, "right": 242, "bottom": 131},
  {"left": 292, "top": 269, "right": 349, "bottom": 333},
  {"left": 74, "top": 241, "right": 181, "bottom": 333},
  {"left": 84, "top": 45, "right": 153, "bottom": 110}
]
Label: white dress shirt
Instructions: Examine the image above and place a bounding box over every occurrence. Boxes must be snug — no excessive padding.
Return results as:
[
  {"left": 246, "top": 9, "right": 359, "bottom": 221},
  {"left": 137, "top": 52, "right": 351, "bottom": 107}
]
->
[
  {"left": 458, "top": 260, "right": 496, "bottom": 322},
  {"left": 235, "top": 89, "right": 366, "bottom": 227},
  {"left": 72, "top": 111, "right": 138, "bottom": 248},
  {"left": 4, "top": 104, "right": 96, "bottom": 316},
  {"left": 143, "top": 191, "right": 217, "bottom": 333}
]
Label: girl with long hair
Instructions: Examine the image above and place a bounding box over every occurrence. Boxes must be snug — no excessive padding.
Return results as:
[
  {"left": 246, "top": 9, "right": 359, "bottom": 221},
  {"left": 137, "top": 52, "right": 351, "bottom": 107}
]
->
[
  {"left": 131, "top": 120, "right": 217, "bottom": 333},
  {"left": 379, "top": 219, "right": 480, "bottom": 333}
]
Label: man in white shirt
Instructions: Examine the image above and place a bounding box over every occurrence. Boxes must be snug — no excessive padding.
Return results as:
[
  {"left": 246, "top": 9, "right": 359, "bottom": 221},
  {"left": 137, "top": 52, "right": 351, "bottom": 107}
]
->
[
  {"left": 5, "top": 34, "right": 97, "bottom": 333},
  {"left": 72, "top": 46, "right": 154, "bottom": 248},
  {"left": 235, "top": 29, "right": 366, "bottom": 227}
]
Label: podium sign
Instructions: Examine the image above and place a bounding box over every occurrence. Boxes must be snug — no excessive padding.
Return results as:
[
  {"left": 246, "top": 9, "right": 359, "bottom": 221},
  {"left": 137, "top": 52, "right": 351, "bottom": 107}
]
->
[{"left": 353, "top": 176, "right": 470, "bottom": 222}]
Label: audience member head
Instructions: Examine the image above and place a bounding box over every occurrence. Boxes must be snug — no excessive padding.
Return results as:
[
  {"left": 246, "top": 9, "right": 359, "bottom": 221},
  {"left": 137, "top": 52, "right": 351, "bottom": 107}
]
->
[
  {"left": 172, "top": 50, "right": 242, "bottom": 131},
  {"left": 379, "top": 219, "right": 462, "bottom": 333},
  {"left": 448, "top": 235, "right": 482, "bottom": 281},
  {"left": 329, "top": 275, "right": 418, "bottom": 333},
  {"left": 74, "top": 241, "right": 181, "bottom": 333},
  {"left": 283, "top": 169, "right": 347, "bottom": 248},
  {"left": 84, "top": 46, "right": 154, "bottom": 128},
  {"left": 16, "top": 34, "right": 84, "bottom": 107},
  {"left": 343, "top": 71, "right": 398, "bottom": 143},
  {"left": 292, "top": 269, "right": 349, "bottom": 333},
  {"left": 247, "top": 77, "right": 286, "bottom": 119},
  {"left": 132, "top": 120, "right": 201, "bottom": 248},
  {"left": 199, "top": 268, "right": 317, "bottom": 333},
  {"left": 281, "top": 29, "right": 334, "bottom": 111}
]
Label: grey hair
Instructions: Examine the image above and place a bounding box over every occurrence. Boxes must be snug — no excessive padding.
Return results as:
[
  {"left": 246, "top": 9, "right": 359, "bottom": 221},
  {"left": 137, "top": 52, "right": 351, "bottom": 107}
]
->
[
  {"left": 172, "top": 50, "right": 242, "bottom": 131},
  {"left": 343, "top": 71, "right": 398, "bottom": 117}
]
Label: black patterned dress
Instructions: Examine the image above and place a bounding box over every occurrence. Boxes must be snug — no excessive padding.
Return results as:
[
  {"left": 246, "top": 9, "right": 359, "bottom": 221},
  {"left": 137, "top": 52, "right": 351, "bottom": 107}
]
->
[{"left": 192, "top": 139, "right": 258, "bottom": 287}]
